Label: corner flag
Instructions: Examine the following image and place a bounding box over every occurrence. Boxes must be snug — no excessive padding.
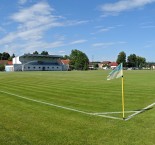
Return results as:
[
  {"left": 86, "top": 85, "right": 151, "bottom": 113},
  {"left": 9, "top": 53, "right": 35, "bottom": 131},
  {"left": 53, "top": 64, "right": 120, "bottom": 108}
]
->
[
  {"left": 107, "top": 63, "right": 125, "bottom": 119},
  {"left": 107, "top": 63, "right": 123, "bottom": 80}
]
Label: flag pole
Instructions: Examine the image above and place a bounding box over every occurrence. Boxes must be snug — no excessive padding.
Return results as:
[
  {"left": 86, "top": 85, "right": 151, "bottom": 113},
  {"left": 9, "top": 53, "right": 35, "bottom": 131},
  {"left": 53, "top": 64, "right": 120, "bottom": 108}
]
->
[
  {"left": 107, "top": 62, "right": 125, "bottom": 119},
  {"left": 121, "top": 64, "right": 125, "bottom": 119}
]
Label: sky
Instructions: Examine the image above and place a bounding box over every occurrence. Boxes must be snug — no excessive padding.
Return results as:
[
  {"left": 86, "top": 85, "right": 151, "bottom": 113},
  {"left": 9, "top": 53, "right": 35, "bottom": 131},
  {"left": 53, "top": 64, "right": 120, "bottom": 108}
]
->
[{"left": 0, "top": 0, "right": 155, "bottom": 62}]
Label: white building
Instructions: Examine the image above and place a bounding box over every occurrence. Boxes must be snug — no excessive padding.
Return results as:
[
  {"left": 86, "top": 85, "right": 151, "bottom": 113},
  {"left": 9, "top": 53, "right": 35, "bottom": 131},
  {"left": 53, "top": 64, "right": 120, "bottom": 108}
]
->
[
  {"left": 5, "top": 65, "right": 14, "bottom": 72},
  {"left": 8, "top": 54, "right": 69, "bottom": 71}
]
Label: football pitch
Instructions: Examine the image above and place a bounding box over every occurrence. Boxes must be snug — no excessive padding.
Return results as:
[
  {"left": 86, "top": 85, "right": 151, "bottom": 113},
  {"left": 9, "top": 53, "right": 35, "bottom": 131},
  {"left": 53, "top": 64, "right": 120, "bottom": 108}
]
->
[{"left": 0, "top": 70, "right": 155, "bottom": 145}]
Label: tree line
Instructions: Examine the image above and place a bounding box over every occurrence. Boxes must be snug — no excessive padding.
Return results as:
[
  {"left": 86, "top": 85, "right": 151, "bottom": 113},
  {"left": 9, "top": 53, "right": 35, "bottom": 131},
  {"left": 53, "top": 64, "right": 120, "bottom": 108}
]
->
[
  {"left": 0, "top": 52, "right": 15, "bottom": 61},
  {"left": 116, "top": 51, "right": 146, "bottom": 68}
]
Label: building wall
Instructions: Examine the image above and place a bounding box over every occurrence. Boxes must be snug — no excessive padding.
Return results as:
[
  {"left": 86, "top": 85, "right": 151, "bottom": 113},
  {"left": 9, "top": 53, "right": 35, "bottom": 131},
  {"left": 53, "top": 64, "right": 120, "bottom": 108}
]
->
[
  {"left": 5, "top": 65, "right": 14, "bottom": 72},
  {"left": 13, "top": 57, "right": 22, "bottom": 64},
  {"left": 13, "top": 64, "right": 63, "bottom": 71},
  {"left": 13, "top": 64, "right": 22, "bottom": 71},
  {"left": 12, "top": 55, "right": 66, "bottom": 71},
  {"left": 23, "top": 65, "right": 62, "bottom": 71}
]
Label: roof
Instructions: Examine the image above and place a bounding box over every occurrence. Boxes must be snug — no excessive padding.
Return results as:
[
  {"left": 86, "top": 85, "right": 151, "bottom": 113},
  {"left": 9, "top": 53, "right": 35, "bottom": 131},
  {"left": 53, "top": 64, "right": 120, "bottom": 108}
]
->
[
  {"left": 7, "top": 61, "right": 13, "bottom": 65},
  {"left": 101, "top": 61, "right": 111, "bottom": 64},
  {"left": 0, "top": 60, "right": 13, "bottom": 65},
  {"left": 20, "top": 54, "right": 63, "bottom": 59},
  {"left": 89, "top": 61, "right": 101, "bottom": 65},
  {"left": 109, "top": 62, "right": 118, "bottom": 66},
  {"left": 61, "top": 59, "right": 70, "bottom": 65}
]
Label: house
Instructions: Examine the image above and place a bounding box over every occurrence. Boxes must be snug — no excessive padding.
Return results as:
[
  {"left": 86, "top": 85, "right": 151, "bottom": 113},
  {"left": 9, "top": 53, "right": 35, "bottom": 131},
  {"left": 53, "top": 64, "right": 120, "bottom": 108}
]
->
[
  {"left": 151, "top": 64, "right": 155, "bottom": 70},
  {"left": 88, "top": 62, "right": 94, "bottom": 70},
  {"left": 0, "top": 60, "right": 13, "bottom": 72},
  {"left": 61, "top": 59, "right": 70, "bottom": 70},
  {"left": 109, "top": 62, "right": 118, "bottom": 69},
  {"left": 98, "top": 61, "right": 111, "bottom": 69},
  {"left": 88, "top": 62, "right": 100, "bottom": 70}
]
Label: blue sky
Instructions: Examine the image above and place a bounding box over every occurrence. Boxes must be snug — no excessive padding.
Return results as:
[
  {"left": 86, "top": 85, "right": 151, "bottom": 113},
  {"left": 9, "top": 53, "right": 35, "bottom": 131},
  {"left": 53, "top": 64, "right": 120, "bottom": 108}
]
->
[{"left": 0, "top": 0, "right": 155, "bottom": 62}]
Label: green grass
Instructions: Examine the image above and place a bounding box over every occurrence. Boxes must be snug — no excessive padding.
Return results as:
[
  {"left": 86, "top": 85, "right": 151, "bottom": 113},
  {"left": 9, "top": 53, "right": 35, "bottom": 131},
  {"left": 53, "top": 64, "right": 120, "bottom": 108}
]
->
[{"left": 0, "top": 70, "right": 155, "bottom": 145}]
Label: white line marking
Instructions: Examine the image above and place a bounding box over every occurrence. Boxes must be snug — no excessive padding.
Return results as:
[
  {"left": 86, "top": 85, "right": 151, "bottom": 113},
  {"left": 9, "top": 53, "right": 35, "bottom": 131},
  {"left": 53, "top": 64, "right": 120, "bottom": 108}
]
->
[
  {"left": 125, "top": 102, "right": 155, "bottom": 121},
  {"left": 92, "top": 111, "right": 138, "bottom": 115},
  {"left": 0, "top": 90, "right": 123, "bottom": 120},
  {"left": 0, "top": 90, "right": 90, "bottom": 114},
  {"left": 93, "top": 114, "right": 123, "bottom": 120}
]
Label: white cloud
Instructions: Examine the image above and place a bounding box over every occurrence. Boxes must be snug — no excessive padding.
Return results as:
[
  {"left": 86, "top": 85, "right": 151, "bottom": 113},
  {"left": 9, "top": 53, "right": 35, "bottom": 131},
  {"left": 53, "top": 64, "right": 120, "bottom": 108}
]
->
[
  {"left": 92, "top": 25, "right": 119, "bottom": 35},
  {"left": 93, "top": 42, "right": 114, "bottom": 47},
  {"left": 0, "top": 2, "right": 89, "bottom": 55},
  {"left": 67, "top": 20, "right": 89, "bottom": 26},
  {"left": 70, "top": 40, "right": 87, "bottom": 45},
  {"left": 99, "top": 26, "right": 115, "bottom": 32},
  {"left": 0, "top": 2, "right": 64, "bottom": 45},
  {"left": 59, "top": 50, "right": 65, "bottom": 53},
  {"left": 11, "top": 2, "right": 56, "bottom": 30},
  {"left": 2, "top": 40, "right": 65, "bottom": 56},
  {"left": 100, "top": 0, "right": 155, "bottom": 15},
  {"left": 18, "top": 0, "right": 27, "bottom": 5},
  {"left": 11, "top": 2, "right": 88, "bottom": 32},
  {"left": 117, "top": 41, "right": 127, "bottom": 44},
  {"left": 93, "top": 41, "right": 127, "bottom": 47},
  {"left": 91, "top": 28, "right": 110, "bottom": 35}
]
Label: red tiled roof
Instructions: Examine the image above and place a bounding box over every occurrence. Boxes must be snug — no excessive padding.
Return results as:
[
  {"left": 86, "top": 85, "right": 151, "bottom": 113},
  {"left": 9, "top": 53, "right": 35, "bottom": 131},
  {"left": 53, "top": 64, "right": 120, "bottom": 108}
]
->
[
  {"left": 61, "top": 59, "right": 70, "bottom": 65},
  {"left": 7, "top": 61, "right": 13, "bottom": 65},
  {"left": 101, "top": 61, "right": 111, "bottom": 64},
  {"left": 109, "top": 62, "right": 118, "bottom": 66},
  {"left": 0, "top": 60, "right": 13, "bottom": 65}
]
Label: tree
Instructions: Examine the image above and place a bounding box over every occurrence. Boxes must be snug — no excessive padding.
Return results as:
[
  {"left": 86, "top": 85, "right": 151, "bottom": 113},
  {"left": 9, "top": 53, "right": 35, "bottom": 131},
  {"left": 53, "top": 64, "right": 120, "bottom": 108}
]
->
[
  {"left": 8, "top": 53, "right": 15, "bottom": 61},
  {"left": 69, "top": 49, "right": 89, "bottom": 70},
  {"left": 136, "top": 56, "right": 146, "bottom": 68},
  {"left": 0, "top": 64, "right": 5, "bottom": 71},
  {"left": 33, "top": 51, "right": 39, "bottom": 55},
  {"left": 127, "top": 54, "right": 137, "bottom": 67},
  {"left": 93, "top": 63, "right": 99, "bottom": 69},
  {"left": 41, "top": 51, "right": 49, "bottom": 55},
  {"left": 1, "top": 52, "right": 10, "bottom": 60},
  {"left": 63, "top": 55, "right": 70, "bottom": 60},
  {"left": 0, "top": 53, "right": 2, "bottom": 60},
  {"left": 116, "top": 51, "right": 126, "bottom": 66}
]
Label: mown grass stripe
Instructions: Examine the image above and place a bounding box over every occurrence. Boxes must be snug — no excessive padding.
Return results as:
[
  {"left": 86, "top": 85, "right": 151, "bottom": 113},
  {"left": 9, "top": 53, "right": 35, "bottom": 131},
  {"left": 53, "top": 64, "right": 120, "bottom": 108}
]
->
[{"left": 0, "top": 90, "right": 123, "bottom": 121}]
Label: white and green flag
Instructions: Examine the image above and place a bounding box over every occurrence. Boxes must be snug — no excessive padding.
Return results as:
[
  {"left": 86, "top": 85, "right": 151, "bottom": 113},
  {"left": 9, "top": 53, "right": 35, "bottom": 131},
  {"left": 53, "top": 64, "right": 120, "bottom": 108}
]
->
[{"left": 107, "top": 63, "right": 123, "bottom": 80}]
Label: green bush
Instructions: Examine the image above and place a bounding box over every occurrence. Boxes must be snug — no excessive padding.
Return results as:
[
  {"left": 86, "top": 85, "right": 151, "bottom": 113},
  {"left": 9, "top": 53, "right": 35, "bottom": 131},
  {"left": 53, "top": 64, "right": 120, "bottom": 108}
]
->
[{"left": 0, "top": 64, "right": 5, "bottom": 71}]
